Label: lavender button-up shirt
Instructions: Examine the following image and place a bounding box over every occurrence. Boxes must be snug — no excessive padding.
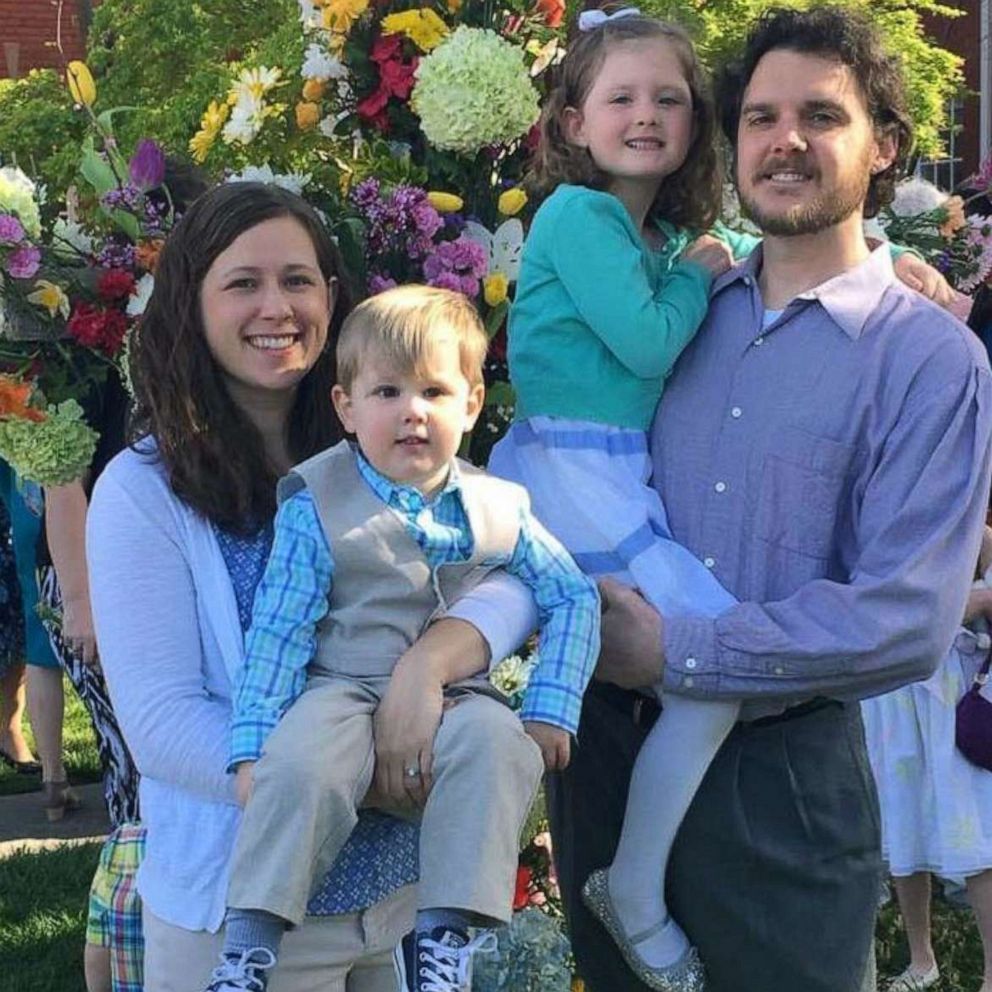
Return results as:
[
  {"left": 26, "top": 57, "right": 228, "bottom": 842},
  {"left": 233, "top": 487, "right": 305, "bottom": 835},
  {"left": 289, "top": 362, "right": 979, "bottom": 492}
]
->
[{"left": 652, "top": 244, "right": 992, "bottom": 719}]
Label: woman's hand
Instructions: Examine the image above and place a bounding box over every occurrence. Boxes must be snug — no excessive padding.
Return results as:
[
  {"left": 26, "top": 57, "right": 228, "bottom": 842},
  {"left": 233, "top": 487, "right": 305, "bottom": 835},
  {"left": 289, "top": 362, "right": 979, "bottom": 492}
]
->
[
  {"left": 62, "top": 594, "right": 99, "bottom": 670},
  {"left": 373, "top": 658, "right": 444, "bottom": 810},
  {"left": 683, "top": 235, "right": 734, "bottom": 279}
]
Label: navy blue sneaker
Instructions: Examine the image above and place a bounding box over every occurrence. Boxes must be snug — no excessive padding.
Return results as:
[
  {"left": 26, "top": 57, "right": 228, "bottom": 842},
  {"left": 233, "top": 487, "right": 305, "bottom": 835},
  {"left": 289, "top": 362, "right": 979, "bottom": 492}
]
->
[{"left": 395, "top": 927, "right": 497, "bottom": 992}]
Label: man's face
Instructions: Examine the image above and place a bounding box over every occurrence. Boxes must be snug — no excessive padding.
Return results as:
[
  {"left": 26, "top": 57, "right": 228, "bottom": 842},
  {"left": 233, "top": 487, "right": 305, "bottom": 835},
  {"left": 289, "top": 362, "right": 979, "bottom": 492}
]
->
[{"left": 735, "top": 48, "right": 895, "bottom": 236}]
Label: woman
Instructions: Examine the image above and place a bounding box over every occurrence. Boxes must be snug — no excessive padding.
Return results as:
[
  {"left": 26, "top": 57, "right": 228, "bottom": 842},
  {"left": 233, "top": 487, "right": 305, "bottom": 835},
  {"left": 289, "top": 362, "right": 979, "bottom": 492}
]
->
[{"left": 88, "top": 181, "right": 535, "bottom": 992}]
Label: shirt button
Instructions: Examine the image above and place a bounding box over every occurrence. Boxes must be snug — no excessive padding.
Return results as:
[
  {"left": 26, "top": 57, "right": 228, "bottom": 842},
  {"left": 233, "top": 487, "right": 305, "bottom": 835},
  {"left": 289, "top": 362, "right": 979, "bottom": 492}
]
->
[
  {"left": 703, "top": 556, "right": 715, "bottom": 568},
  {"left": 714, "top": 481, "right": 727, "bottom": 493},
  {"left": 683, "top": 676, "right": 694, "bottom": 688},
  {"left": 685, "top": 657, "right": 697, "bottom": 670},
  {"left": 754, "top": 336, "right": 765, "bottom": 346},
  {"left": 731, "top": 407, "right": 742, "bottom": 419},
  {"left": 774, "top": 666, "right": 785, "bottom": 676}
]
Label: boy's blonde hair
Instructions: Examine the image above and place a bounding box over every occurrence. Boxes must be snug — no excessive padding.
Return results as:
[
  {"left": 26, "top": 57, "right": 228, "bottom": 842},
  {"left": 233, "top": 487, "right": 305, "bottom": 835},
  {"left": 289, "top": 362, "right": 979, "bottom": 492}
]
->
[{"left": 336, "top": 285, "right": 488, "bottom": 391}]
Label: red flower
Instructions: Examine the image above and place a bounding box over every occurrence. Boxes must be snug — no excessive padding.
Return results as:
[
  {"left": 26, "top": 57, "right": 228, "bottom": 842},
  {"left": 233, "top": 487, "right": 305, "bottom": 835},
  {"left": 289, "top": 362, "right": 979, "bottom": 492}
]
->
[
  {"left": 535, "top": 0, "right": 565, "bottom": 27},
  {"left": 357, "top": 38, "right": 418, "bottom": 129},
  {"left": 97, "top": 268, "right": 136, "bottom": 302},
  {"left": 371, "top": 33, "right": 404, "bottom": 63},
  {"left": 513, "top": 865, "right": 533, "bottom": 910},
  {"left": 67, "top": 302, "right": 129, "bottom": 356},
  {"left": 380, "top": 57, "right": 417, "bottom": 99}
]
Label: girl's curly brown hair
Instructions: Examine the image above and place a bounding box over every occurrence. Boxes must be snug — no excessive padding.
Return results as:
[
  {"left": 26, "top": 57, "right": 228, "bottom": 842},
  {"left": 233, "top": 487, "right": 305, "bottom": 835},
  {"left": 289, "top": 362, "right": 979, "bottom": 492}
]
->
[
  {"left": 528, "top": 13, "right": 722, "bottom": 232},
  {"left": 129, "top": 182, "right": 355, "bottom": 534}
]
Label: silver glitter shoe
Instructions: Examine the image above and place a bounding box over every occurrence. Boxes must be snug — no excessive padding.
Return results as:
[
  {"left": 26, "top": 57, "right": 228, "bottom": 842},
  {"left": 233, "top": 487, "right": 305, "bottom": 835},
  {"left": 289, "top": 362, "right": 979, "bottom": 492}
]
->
[{"left": 581, "top": 868, "right": 706, "bottom": 992}]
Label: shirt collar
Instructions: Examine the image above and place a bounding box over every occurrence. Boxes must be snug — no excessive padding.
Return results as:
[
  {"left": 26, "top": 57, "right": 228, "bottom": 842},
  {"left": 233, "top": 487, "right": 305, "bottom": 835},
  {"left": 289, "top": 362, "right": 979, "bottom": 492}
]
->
[
  {"left": 712, "top": 241, "right": 897, "bottom": 340},
  {"left": 354, "top": 445, "right": 461, "bottom": 512}
]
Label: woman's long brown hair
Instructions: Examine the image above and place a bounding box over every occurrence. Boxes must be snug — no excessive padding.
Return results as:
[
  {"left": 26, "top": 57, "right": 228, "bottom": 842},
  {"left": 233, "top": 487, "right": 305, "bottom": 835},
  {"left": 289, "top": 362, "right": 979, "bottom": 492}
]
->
[{"left": 129, "top": 182, "right": 355, "bottom": 533}]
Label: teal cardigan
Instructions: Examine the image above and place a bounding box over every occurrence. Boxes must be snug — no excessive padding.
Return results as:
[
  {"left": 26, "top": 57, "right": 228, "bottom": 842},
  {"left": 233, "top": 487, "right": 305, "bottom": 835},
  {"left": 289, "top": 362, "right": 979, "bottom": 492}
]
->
[{"left": 508, "top": 184, "right": 758, "bottom": 430}]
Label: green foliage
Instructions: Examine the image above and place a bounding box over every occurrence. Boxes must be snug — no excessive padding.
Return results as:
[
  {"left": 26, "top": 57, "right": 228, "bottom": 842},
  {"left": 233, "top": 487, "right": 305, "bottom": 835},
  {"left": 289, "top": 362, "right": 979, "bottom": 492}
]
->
[
  {"left": 0, "top": 72, "right": 86, "bottom": 202},
  {"left": 639, "top": 0, "right": 965, "bottom": 159}
]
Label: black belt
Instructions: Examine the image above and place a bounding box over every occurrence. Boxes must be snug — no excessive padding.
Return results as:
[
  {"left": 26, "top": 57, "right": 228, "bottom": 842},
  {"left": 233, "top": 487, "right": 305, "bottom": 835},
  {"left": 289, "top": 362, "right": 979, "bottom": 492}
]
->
[{"left": 591, "top": 680, "right": 840, "bottom": 732}]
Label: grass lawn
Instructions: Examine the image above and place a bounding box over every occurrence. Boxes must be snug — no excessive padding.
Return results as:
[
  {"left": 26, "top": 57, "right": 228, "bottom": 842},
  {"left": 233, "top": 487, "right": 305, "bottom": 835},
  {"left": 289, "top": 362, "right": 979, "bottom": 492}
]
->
[{"left": 0, "top": 674, "right": 103, "bottom": 798}]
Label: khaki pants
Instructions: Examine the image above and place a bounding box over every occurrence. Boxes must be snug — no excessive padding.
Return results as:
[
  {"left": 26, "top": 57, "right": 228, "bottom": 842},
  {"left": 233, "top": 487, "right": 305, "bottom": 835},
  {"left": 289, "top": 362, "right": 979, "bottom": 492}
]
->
[
  {"left": 229, "top": 678, "right": 543, "bottom": 926},
  {"left": 143, "top": 884, "right": 415, "bottom": 992}
]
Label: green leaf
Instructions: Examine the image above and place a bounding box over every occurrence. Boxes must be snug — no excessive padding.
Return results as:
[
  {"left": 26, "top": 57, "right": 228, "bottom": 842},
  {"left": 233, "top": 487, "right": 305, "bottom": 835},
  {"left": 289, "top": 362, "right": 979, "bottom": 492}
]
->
[
  {"left": 484, "top": 300, "right": 509, "bottom": 339},
  {"left": 484, "top": 379, "right": 515, "bottom": 408}
]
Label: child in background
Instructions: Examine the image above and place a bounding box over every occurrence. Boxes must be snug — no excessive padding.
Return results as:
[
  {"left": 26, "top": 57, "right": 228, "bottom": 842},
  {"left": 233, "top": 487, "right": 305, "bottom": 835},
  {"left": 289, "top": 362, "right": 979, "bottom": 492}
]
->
[
  {"left": 489, "top": 9, "right": 945, "bottom": 990},
  {"left": 206, "top": 286, "right": 600, "bottom": 992}
]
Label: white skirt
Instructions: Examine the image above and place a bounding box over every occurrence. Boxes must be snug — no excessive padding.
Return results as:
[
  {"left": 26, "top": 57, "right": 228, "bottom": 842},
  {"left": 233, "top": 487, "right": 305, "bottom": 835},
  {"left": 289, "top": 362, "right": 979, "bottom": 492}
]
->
[
  {"left": 488, "top": 417, "right": 735, "bottom": 618},
  {"left": 861, "top": 627, "right": 992, "bottom": 878}
]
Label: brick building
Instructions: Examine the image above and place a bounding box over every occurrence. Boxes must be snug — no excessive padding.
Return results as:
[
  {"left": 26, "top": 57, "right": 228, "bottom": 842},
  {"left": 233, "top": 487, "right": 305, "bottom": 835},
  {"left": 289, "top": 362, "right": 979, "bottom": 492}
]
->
[{"left": 1, "top": 0, "right": 990, "bottom": 184}]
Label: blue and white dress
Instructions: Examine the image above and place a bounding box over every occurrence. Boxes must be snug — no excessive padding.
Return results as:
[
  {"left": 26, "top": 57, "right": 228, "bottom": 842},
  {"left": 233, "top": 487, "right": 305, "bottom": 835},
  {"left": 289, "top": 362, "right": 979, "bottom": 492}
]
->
[{"left": 861, "top": 569, "right": 992, "bottom": 878}]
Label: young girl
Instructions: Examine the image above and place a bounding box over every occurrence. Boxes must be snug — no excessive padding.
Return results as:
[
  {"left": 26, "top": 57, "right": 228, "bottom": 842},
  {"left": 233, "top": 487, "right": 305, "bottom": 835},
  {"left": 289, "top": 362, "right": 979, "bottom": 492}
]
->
[{"left": 489, "top": 10, "right": 938, "bottom": 990}]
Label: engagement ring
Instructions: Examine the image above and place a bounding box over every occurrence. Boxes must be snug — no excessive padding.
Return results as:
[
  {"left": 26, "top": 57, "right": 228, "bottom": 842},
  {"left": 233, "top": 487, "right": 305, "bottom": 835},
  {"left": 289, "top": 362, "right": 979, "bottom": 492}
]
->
[{"left": 404, "top": 766, "right": 420, "bottom": 778}]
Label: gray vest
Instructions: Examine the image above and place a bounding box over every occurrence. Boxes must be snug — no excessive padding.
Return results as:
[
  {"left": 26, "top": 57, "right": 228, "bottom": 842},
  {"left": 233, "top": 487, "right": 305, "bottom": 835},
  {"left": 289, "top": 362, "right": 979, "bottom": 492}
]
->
[{"left": 278, "top": 441, "right": 527, "bottom": 678}]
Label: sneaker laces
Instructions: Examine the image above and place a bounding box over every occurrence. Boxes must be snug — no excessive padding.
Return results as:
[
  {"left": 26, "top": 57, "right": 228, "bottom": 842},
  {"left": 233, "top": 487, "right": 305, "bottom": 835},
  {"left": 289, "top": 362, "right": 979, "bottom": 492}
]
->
[
  {"left": 417, "top": 930, "right": 498, "bottom": 992},
  {"left": 206, "top": 947, "right": 277, "bottom": 992}
]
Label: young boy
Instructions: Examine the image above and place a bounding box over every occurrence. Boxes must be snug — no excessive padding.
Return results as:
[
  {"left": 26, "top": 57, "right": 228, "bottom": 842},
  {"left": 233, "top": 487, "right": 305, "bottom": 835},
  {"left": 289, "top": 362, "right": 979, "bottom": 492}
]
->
[{"left": 206, "top": 286, "right": 600, "bottom": 992}]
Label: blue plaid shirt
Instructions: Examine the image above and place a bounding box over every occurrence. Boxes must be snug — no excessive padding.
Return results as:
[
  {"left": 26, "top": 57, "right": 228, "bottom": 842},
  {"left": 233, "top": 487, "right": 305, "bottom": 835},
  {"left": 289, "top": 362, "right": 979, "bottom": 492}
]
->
[{"left": 231, "top": 451, "right": 599, "bottom": 766}]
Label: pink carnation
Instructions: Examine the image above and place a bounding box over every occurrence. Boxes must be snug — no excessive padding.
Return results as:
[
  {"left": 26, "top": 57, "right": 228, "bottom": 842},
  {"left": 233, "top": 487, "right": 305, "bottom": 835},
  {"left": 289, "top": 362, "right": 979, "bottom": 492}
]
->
[
  {"left": 0, "top": 215, "right": 25, "bottom": 245},
  {"left": 5, "top": 244, "right": 41, "bottom": 279}
]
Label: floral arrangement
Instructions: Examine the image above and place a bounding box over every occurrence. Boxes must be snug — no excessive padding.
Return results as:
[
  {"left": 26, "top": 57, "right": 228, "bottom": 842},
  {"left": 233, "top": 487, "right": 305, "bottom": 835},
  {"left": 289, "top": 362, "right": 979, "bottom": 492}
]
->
[
  {"left": 0, "top": 65, "right": 179, "bottom": 485},
  {"left": 474, "top": 907, "right": 573, "bottom": 992}
]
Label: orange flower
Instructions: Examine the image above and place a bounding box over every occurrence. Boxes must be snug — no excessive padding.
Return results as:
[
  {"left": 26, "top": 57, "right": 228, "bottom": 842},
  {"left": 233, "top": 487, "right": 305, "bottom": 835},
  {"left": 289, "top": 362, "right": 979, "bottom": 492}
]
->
[
  {"left": 535, "top": 0, "right": 565, "bottom": 28},
  {"left": 302, "top": 78, "right": 327, "bottom": 102},
  {"left": 940, "top": 195, "right": 967, "bottom": 239},
  {"left": 0, "top": 377, "right": 44, "bottom": 423},
  {"left": 135, "top": 239, "right": 165, "bottom": 274},
  {"left": 296, "top": 101, "right": 321, "bottom": 130}
]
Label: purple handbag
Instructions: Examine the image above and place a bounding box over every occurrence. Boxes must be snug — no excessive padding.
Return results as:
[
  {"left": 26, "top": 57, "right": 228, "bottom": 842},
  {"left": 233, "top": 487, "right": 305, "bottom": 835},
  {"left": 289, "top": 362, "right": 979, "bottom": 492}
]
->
[{"left": 956, "top": 647, "right": 992, "bottom": 771}]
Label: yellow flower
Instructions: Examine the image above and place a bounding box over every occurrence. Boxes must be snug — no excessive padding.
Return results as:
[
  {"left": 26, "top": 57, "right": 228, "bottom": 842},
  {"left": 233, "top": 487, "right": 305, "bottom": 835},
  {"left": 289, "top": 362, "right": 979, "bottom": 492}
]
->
[
  {"left": 427, "top": 191, "right": 464, "bottom": 213},
  {"left": 295, "top": 101, "right": 321, "bottom": 130},
  {"left": 26, "top": 280, "right": 70, "bottom": 320},
  {"left": 483, "top": 272, "right": 509, "bottom": 307},
  {"left": 381, "top": 8, "right": 450, "bottom": 52},
  {"left": 498, "top": 187, "right": 528, "bottom": 216},
  {"left": 66, "top": 61, "right": 96, "bottom": 107},
  {"left": 322, "top": 0, "right": 369, "bottom": 35},
  {"left": 188, "top": 100, "right": 229, "bottom": 163},
  {"left": 302, "top": 78, "right": 327, "bottom": 102}
]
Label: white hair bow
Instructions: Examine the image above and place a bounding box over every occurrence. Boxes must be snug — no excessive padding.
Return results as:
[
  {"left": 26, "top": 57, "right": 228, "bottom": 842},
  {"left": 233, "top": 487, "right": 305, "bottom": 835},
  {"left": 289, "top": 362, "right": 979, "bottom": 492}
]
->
[{"left": 577, "top": 7, "right": 641, "bottom": 31}]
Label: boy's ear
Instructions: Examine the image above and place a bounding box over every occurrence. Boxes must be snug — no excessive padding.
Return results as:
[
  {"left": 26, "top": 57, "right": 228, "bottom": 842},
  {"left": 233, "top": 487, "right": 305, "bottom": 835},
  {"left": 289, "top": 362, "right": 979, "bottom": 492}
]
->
[
  {"left": 463, "top": 381, "right": 485, "bottom": 432},
  {"left": 331, "top": 384, "right": 355, "bottom": 434},
  {"left": 562, "top": 106, "right": 588, "bottom": 148}
]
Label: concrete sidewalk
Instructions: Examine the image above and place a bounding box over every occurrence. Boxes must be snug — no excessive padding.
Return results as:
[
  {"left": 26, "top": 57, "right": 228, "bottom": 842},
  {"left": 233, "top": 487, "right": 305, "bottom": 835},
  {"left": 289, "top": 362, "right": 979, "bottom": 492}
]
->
[{"left": 0, "top": 781, "right": 109, "bottom": 857}]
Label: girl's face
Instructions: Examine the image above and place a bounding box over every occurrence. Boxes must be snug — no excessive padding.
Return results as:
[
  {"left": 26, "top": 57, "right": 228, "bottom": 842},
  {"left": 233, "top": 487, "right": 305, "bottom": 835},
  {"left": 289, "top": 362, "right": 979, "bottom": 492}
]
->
[
  {"left": 565, "top": 38, "right": 695, "bottom": 200},
  {"left": 199, "top": 215, "right": 335, "bottom": 407}
]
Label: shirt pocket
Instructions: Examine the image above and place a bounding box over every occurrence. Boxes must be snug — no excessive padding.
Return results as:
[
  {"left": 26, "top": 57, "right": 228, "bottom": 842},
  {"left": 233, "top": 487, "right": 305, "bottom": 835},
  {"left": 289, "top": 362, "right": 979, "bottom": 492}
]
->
[{"left": 753, "top": 426, "right": 857, "bottom": 560}]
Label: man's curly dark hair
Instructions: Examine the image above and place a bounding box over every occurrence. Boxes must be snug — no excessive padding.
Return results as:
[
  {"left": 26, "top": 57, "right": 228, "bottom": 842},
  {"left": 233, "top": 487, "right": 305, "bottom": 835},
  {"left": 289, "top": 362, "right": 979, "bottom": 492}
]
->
[{"left": 715, "top": 6, "right": 914, "bottom": 219}]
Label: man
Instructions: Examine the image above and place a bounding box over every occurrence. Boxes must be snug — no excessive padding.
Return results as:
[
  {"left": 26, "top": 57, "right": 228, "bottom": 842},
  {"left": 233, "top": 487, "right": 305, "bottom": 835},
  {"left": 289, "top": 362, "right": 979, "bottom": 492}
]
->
[{"left": 546, "top": 8, "right": 992, "bottom": 992}]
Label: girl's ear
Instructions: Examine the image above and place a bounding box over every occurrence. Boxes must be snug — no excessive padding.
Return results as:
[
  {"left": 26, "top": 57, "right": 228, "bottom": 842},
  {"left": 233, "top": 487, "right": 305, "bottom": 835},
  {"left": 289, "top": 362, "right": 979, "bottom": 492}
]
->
[{"left": 562, "top": 106, "right": 588, "bottom": 147}]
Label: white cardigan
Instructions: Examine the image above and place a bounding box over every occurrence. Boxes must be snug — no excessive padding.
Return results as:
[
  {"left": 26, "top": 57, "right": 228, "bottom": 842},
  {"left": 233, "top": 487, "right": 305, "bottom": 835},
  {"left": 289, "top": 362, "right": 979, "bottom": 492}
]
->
[{"left": 87, "top": 443, "right": 537, "bottom": 932}]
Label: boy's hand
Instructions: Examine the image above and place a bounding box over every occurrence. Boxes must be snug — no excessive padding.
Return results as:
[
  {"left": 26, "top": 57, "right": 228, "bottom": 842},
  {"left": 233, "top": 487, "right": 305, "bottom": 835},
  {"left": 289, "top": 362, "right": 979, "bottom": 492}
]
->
[
  {"left": 683, "top": 235, "right": 734, "bottom": 279},
  {"left": 235, "top": 761, "right": 255, "bottom": 807},
  {"left": 373, "top": 659, "right": 444, "bottom": 810},
  {"left": 523, "top": 721, "right": 571, "bottom": 771}
]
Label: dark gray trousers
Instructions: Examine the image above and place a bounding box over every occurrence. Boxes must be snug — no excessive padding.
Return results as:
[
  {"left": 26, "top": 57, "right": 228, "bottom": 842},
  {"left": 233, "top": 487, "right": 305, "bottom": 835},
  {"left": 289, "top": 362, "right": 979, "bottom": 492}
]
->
[{"left": 546, "top": 682, "right": 883, "bottom": 992}]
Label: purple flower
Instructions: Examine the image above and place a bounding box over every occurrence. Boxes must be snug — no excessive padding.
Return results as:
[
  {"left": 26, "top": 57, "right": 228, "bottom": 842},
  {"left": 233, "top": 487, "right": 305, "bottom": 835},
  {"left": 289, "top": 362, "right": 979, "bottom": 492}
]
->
[
  {"left": 368, "top": 273, "right": 398, "bottom": 295},
  {"left": 0, "top": 215, "right": 25, "bottom": 245},
  {"left": 411, "top": 200, "right": 443, "bottom": 239},
  {"left": 97, "top": 238, "right": 136, "bottom": 270},
  {"left": 422, "top": 236, "right": 488, "bottom": 298},
  {"left": 430, "top": 272, "right": 465, "bottom": 293},
  {"left": 129, "top": 139, "right": 166, "bottom": 190},
  {"left": 5, "top": 244, "right": 41, "bottom": 279}
]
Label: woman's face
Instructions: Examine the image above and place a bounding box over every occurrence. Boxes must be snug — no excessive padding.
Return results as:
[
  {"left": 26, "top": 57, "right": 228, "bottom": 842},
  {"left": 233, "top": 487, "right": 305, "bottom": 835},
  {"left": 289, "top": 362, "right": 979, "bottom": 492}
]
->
[{"left": 199, "top": 215, "right": 335, "bottom": 405}]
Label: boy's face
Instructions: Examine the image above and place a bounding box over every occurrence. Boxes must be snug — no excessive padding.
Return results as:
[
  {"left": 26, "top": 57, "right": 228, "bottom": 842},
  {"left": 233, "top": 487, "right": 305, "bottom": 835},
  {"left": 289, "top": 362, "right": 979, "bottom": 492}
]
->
[{"left": 332, "top": 334, "right": 484, "bottom": 495}]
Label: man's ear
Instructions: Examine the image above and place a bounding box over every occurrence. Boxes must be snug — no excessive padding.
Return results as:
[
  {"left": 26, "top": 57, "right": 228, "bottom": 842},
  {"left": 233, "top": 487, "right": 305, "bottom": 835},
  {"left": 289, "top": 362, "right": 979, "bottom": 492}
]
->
[
  {"left": 562, "top": 106, "right": 588, "bottom": 148},
  {"left": 871, "top": 126, "right": 898, "bottom": 176}
]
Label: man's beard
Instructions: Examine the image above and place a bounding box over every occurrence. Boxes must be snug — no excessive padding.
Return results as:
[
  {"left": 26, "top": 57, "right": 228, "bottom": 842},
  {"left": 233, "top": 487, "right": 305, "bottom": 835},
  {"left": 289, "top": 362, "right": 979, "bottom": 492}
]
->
[{"left": 738, "top": 155, "right": 872, "bottom": 236}]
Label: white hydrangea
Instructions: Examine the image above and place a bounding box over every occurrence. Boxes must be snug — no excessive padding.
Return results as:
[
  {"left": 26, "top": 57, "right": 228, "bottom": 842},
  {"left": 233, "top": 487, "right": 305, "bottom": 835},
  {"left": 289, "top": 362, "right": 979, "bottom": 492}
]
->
[
  {"left": 0, "top": 166, "right": 41, "bottom": 240},
  {"left": 888, "top": 176, "right": 948, "bottom": 217},
  {"left": 226, "top": 164, "right": 312, "bottom": 196}
]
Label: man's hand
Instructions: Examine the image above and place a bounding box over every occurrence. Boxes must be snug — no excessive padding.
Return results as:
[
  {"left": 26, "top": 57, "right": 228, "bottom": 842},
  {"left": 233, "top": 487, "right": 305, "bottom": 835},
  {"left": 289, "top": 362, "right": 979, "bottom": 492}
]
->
[
  {"left": 373, "top": 659, "right": 444, "bottom": 810},
  {"left": 62, "top": 595, "right": 99, "bottom": 670},
  {"left": 235, "top": 761, "right": 255, "bottom": 807},
  {"left": 596, "top": 578, "right": 666, "bottom": 689},
  {"left": 523, "top": 721, "right": 571, "bottom": 770},
  {"left": 893, "top": 253, "right": 957, "bottom": 310}
]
